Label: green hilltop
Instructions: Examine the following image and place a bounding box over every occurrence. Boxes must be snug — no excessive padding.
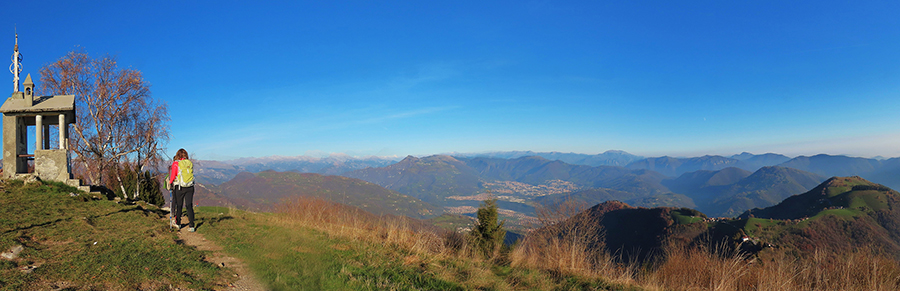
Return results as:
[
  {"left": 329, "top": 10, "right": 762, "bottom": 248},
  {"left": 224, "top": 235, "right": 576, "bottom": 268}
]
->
[
  {"left": 0, "top": 180, "right": 227, "bottom": 290},
  {"left": 740, "top": 176, "right": 896, "bottom": 220}
]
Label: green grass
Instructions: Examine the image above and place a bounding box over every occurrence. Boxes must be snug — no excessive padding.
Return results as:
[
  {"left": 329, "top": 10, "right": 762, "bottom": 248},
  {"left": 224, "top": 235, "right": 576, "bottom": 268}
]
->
[
  {"left": 194, "top": 206, "right": 635, "bottom": 290},
  {"left": 839, "top": 190, "right": 890, "bottom": 212},
  {"left": 671, "top": 209, "right": 704, "bottom": 225},
  {"left": 0, "top": 179, "right": 226, "bottom": 290},
  {"left": 824, "top": 177, "right": 870, "bottom": 197},
  {"left": 731, "top": 218, "right": 780, "bottom": 237},
  {"left": 808, "top": 208, "right": 862, "bottom": 221},
  {"left": 194, "top": 206, "right": 466, "bottom": 290}
]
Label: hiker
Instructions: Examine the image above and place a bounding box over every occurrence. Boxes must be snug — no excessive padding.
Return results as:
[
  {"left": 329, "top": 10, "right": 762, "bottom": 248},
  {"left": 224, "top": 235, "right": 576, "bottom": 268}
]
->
[{"left": 169, "top": 148, "right": 196, "bottom": 232}]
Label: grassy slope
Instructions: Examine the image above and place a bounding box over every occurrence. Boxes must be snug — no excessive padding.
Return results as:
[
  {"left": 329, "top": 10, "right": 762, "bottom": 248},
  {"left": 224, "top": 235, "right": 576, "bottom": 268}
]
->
[
  {"left": 1, "top": 178, "right": 637, "bottom": 290},
  {"left": 195, "top": 206, "right": 465, "bottom": 290},
  {"left": 195, "top": 206, "right": 637, "bottom": 290},
  {"left": 0, "top": 180, "right": 227, "bottom": 290}
]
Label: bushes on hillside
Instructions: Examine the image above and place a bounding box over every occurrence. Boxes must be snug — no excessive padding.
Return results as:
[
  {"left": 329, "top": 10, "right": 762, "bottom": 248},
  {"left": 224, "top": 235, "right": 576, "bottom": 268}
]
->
[
  {"left": 106, "top": 165, "right": 165, "bottom": 206},
  {"left": 852, "top": 184, "right": 892, "bottom": 192}
]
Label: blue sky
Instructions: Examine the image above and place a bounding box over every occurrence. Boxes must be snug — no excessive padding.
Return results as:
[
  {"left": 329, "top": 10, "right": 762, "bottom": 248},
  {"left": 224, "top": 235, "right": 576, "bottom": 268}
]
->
[{"left": 3, "top": 1, "right": 900, "bottom": 160}]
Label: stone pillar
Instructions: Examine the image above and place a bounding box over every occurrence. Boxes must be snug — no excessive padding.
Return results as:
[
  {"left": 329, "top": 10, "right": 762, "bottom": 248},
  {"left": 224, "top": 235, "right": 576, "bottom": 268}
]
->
[
  {"left": 2, "top": 115, "right": 23, "bottom": 178},
  {"left": 35, "top": 115, "right": 42, "bottom": 151},
  {"left": 58, "top": 114, "right": 66, "bottom": 149}
]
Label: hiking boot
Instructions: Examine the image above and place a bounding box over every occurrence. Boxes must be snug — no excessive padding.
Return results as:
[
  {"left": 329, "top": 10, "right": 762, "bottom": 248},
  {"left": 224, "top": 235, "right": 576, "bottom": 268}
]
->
[
  {"left": 188, "top": 227, "right": 195, "bottom": 232},
  {"left": 170, "top": 219, "right": 179, "bottom": 229}
]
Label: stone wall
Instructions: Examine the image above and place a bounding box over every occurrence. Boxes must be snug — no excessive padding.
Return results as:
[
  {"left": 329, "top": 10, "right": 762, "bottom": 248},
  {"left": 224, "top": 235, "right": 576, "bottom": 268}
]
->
[{"left": 34, "top": 149, "right": 69, "bottom": 182}]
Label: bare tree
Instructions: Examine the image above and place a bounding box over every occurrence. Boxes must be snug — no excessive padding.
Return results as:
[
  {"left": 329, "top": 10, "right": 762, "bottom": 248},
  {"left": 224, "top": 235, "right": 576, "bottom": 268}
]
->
[{"left": 39, "top": 49, "right": 170, "bottom": 192}]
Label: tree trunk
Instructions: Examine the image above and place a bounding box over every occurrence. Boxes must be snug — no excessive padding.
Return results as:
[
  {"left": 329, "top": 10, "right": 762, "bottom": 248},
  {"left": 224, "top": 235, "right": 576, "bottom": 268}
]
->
[
  {"left": 115, "top": 169, "right": 127, "bottom": 200},
  {"left": 134, "top": 158, "right": 142, "bottom": 200}
]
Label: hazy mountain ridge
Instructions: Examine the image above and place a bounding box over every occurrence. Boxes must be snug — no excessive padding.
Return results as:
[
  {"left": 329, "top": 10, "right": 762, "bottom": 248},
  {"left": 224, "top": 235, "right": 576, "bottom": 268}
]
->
[
  {"left": 342, "top": 155, "right": 483, "bottom": 204},
  {"left": 699, "top": 166, "right": 826, "bottom": 217},
  {"left": 456, "top": 150, "right": 644, "bottom": 167},
  {"left": 459, "top": 156, "right": 671, "bottom": 195},
  {"left": 190, "top": 152, "right": 900, "bottom": 223},
  {"left": 193, "top": 171, "right": 438, "bottom": 219},
  {"left": 626, "top": 155, "right": 749, "bottom": 177},
  {"left": 534, "top": 187, "right": 696, "bottom": 210},
  {"left": 776, "top": 154, "right": 900, "bottom": 190},
  {"left": 731, "top": 152, "right": 792, "bottom": 170},
  {"left": 663, "top": 167, "right": 752, "bottom": 193},
  {"left": 229, "top": 154, "right": 398, "bottom": 174},
  {"left": 193, "top": 155, "right": 400, "bottom": 185},
  {"left": 340, "top": 154, "right": 839, "bottom": 219},
  {"left": 193, "top": 160, "right": 245, "bottom": 185},
  {"left": 540, "top": 165, "right": 824, "bottom": 218}
]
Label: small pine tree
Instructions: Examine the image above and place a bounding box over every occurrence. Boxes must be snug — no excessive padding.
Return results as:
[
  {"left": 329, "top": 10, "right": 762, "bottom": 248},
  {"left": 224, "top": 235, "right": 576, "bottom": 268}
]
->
[
  {"left": 122, "top": 166, "right": 138, "bottom": 199},
  {"left": 470, "top": 198, "right": 507, "bottom": 258}
]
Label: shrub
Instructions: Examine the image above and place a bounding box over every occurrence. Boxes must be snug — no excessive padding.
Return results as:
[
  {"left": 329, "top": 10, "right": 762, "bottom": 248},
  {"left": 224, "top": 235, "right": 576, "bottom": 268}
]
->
[{"left": 469, "top": 198, "right": 506, "bottom": 259}]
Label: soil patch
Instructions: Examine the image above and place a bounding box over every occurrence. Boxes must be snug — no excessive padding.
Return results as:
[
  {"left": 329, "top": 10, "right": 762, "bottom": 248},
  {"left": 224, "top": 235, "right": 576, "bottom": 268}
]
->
[{"left": 177, "top": 227, "right": 266, "bottom": 291}]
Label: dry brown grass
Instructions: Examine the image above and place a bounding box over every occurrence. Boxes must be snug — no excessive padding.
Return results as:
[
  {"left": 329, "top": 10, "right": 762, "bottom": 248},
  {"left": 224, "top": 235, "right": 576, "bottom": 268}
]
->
[
  {"left": 507, "top": 199, "right": 900, "bottom": 291},
  {"left": 510, "top": 199, "right": 639, "bottom": 286},
  {"left": 643, "top": 243, "right": 751, "bottom": 291},
  {"left": 643, "top": 243, "right": 900, "bottom": 291},
  {"left": 273, "top": 196, "right": 514, "bottom": 289},
  {"left": 273, "top": 196, "right": 900, "bottom": 290},
  {"left": 274, "top": 196, "right": 454, "bottom": 256}
]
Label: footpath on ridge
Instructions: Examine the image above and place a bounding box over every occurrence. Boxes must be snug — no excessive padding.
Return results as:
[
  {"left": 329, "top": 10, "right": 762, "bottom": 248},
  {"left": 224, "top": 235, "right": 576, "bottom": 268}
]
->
[{"left": 176, "top": 227, "right": 266, "bottom": 291}]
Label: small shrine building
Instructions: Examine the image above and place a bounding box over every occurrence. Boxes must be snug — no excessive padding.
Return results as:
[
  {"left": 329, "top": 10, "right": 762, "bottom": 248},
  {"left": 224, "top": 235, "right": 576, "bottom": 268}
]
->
[{"left": 0, "top": 33, "right": 79, "bottom": 186}]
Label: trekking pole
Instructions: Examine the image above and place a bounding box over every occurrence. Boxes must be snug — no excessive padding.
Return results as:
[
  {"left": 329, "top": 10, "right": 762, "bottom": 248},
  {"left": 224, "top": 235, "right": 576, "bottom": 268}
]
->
[{"left": 169, "top": 189, "right": 174, "bottom": 226}]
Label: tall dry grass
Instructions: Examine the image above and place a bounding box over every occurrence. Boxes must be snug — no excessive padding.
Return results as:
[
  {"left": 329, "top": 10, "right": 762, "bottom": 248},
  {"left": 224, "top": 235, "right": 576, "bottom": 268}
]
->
[
  {"left": 274, "top": 196, "right": 900, "bottom": 290},
  {"left": 510, "top": 200, "right": 639, "bottom": 285},
  {"left": 274, "top": 196, "right": 454, "bottom": 256},
  {"left": 507, "top": 199, "right": 900, "bottom": 290},
  {"left": 644, "top": 243, "right": 900, "bottom": 291},
  {"left": 273, "top": 196, "right": 512, "bottom": 289},
  {"left": 643, "top": 242, "right": 752, "bottom": 291}
]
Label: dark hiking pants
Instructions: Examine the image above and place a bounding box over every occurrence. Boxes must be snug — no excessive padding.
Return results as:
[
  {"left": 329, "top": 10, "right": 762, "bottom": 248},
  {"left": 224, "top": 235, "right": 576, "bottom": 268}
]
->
[{"left": 173, "top": 186, "right": 195, "bottom": 228}]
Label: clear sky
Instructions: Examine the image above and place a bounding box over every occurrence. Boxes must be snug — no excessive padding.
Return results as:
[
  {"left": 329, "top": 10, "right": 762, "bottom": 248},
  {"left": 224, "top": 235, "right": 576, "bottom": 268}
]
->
[{"left": 3, "top": 1, "right": 900, "bottom": 160}]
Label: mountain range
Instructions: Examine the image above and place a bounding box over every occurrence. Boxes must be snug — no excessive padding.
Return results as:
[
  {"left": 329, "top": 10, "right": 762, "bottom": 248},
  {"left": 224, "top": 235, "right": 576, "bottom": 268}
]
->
[
  {"left": 194, "top": 151, "right": 900, "bottom": 186},
  {"left": 191, "top": 151, "right": 900, "bottom": 223},
  {"left": 340, "top": 154, "right": 833, "bottom": 218},
  {"left": 545, "top": 176, "right": 900, "bottom": 262},
  {"left": 664, "top": 166, "right": 826, "bottom": 217},
  {"left": 192, "top": 154, "right": 398, "bottom": 185},
  {"left": 192, "top": 171, "right": 438, "bottom": 219},
  {"left": 455, "top": 150, "right": 645, "bottom": 167}
]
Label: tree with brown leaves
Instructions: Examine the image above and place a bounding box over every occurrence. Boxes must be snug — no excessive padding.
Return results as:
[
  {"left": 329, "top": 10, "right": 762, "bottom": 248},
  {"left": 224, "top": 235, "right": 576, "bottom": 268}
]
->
[{"left": 39, "top": 49, "right": 170, "bottom": 195}]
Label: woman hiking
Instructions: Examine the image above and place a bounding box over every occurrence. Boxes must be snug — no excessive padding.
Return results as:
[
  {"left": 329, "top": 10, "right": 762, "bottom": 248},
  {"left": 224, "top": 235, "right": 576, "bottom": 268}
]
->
[{"left": 169, "top": 149, "right": 196, "bottom": 232}]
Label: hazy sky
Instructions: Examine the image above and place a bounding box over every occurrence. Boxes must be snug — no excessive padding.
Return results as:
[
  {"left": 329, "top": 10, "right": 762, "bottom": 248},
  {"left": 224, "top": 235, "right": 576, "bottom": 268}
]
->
[{"left": 3, "top": 1, "right": 900, "bottom": 160}]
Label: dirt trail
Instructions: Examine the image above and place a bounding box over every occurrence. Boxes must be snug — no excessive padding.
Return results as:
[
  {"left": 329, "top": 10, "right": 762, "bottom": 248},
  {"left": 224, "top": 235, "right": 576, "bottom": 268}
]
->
[{"left": 177, "top": 228, "right": 267, "bottom": 291}]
